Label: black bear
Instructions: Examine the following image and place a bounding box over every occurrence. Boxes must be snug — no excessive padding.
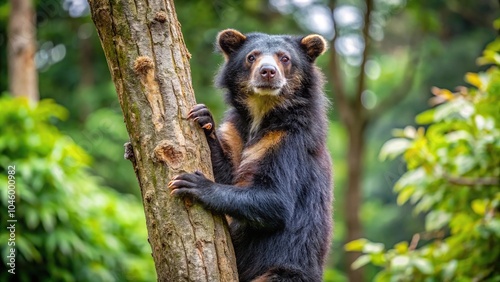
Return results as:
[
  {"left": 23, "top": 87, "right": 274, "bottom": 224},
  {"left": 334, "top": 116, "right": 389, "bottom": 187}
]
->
[{"left": 169, "top": 29, "right": 333, "bottom": 282}]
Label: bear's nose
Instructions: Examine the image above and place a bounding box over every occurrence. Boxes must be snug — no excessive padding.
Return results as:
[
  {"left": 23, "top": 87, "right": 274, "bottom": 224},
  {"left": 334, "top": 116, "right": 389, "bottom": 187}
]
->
[{"left": 259, "top": 65, "right": 277, "bottom": 79}]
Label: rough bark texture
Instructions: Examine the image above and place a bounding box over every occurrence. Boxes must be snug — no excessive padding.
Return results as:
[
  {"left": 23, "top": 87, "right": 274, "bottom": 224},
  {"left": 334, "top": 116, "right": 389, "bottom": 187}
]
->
[
  {"left": 8, "top": 0, "right": 39, "bottom": 102},
  {"left": 87, "top": 0, "right": 238, "bottom": 281}
]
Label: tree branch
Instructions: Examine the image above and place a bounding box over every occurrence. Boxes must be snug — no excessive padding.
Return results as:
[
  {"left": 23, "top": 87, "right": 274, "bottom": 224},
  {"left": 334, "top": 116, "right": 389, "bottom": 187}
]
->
[
  {"left": 445, "top": 175, "right": 499, "bottom": 186},
  {"left": 354, "top": 0, "right": 373, "bottom": 115},
  {"left": 408, "top": 233, "right": 420, "bottom": 251}
]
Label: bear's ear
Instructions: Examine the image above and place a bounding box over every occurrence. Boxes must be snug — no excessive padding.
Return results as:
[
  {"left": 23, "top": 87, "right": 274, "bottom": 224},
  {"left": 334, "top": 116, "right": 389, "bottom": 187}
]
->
[
  {"left": 217, "top": 29, "right": 247, "bottom": 58},
  {"left": 300, "top": 34, "right": 328, "bottom": 61}
]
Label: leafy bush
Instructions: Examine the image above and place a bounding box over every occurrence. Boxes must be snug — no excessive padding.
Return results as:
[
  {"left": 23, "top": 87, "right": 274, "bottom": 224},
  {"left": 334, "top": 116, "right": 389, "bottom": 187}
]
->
[
  {"left": 69, "top": 105, "right": 139, "bottom": 195},
  {"left": 346, "top": 38, "right": 500, "bottom": 281},
  {"left": 0, "top": 97, "right": 155, "bottom": 281}
]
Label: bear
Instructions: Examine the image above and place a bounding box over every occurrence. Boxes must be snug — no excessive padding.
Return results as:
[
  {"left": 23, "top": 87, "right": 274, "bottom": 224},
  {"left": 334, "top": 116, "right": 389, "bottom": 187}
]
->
[{"left": 169, "top": 29, "right": 333, "bottom": 282}]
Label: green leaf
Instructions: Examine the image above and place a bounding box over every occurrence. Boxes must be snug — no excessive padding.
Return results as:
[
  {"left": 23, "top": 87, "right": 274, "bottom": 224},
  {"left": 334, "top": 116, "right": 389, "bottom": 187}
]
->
[
  {"left": 445, "top": 130, "right": 473, "bottom": 144},
  {"left": 494, "top": 19, "right": 500, "bottom": 30},
  {"left": 397, "top": 186, "right": 415, "bottom": 205},
  {"left": 40, "top": 209, "right": 56, "bottom": 232},
  {"left": 363, "top": 242, "right": 385, "bottom": 254},
  {"left": 412, "top": 258, "right": 434, "bottom": 274},
  {"left": 474, "top": 115, "right": 495, "bottom": 131},
  {"left": 16, "top": 236, "right": 42, "bottom": 262},
  {"left": 395, "top": 168, "right": 426, "bottom": 191},
  {"left": 26, "top": 209, "right": 40, "bottom": 229},
  {"left": 345, "top": 238, "right": 368, "bottom": 252},
  {"left": 351, "top": 254, "right": 371, "bottom": 270},
  {"left": 391, "top": 255, "right": 410, "bottom": 270},
  {"left": 394, "top": 241, "right": 409, "bottom": 254},
  {"left": 379, "top": 138, "right": 412, "bottom": 161},
  {"left": 471, "top": 199, "right": 487, "bottom": 215},
  {"left": 370, "top": 252, "right": 387, "bottom": 266},
  {"left": 416, "top": 109, "right": 435, "bottom": 124},
  {"left": 373, "top": 271, "right": 392, "bottom": 282},
  {"left": 455, "top": 155, "right": 476, "bottom": 175},
  {"left": 426, "top": 210, "right": 451, "bottom": 231},
  {"left": 442, "top": 260, "right": 458, "bottom": 280},
  {"left": 485, "top": 219, "right": 500, "bottom": 236},
  {"left": 403, "top": 126, "right": 418, "bottom": 138},
  {"left": 465, "top": 72, "right": 482, "bottom": 89},
  {"left": 46, "top": 233, "right": 57, "bottom": 253},
  {"left": 434, "top": 98, "right": 474, "bottom": 121}
]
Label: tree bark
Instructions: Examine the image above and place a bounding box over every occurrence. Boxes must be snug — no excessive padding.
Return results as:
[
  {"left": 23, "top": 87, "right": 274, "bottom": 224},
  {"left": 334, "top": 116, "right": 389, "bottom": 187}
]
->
[
  {"left": 345, "top": 121, "right": 366, "bottom": 282},
  {"left": 87, "top": 0, "right": 238, "bottom": 281},
  {"left": 8, "top": 0, "right": 39, "bottom": 102}
]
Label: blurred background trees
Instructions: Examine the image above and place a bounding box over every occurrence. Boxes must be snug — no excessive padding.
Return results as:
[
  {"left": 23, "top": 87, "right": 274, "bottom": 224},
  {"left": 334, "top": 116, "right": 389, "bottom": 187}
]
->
[
  {"left": 0, "top": 0, "right": 498, "bottom": 281},
  {"left": 347, "top": 38, "right": 500, "bottom": 281},
  {"left": 0, "top": 98, "right": 156, "bottom": 281},
  {"left": 7, "top": 0, "right": 38, "bottom": 102}
]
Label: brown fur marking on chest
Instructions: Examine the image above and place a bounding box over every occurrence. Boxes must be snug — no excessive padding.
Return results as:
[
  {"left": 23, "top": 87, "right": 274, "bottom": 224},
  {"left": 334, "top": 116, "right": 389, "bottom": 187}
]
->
[
  {"left": 235, "top": 130, "right": 286, "bottom": 187},
  {"left": 219, "top": 121, "right": 244, "bottom": 169}
]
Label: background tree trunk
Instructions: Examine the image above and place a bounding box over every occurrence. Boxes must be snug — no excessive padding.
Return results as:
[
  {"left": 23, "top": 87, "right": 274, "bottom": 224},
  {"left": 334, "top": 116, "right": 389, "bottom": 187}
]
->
[
  {"left": 329, "top": 0, "right": 418, "bottom": 280},
  {"left": 87, "top": 0, "right": 238, "bottom": 281},
  {"left": 8, "top": 0, "right": 39, "bottom": 102},
  {"left": 345, "top": 122, "right": 366, "bottom": 282}
]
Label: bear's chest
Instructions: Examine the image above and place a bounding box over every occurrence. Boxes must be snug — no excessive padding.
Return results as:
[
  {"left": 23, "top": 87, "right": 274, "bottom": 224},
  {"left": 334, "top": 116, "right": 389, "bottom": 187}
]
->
[{"left": 218, "top": 122, "right": 286, "bottom": 186}]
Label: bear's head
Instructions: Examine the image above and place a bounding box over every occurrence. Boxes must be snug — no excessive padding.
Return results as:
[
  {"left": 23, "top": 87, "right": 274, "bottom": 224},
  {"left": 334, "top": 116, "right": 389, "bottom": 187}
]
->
[{"left": 216, "top": 29, "right": 328, "bottom": 100}]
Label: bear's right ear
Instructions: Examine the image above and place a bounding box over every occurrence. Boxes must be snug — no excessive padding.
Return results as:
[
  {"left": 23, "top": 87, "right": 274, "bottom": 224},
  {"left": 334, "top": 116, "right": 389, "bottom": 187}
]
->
[{"left": 217, "top": 29, "right": 247, "bottom": 58}]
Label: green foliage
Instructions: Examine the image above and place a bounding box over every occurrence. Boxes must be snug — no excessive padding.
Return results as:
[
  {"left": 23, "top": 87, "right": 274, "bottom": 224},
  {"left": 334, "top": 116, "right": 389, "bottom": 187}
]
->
[
  {"left": 350, "top": 38, "right": 500, "bottom": 281},
  {"left": 69, "top": 101, "right": 139, "bottom": 195},
  {"left": 0, "top": 96, "right": 155, "bottom": 282},
  {"left": 1, "top": 1, "right": 497, "bottom": 280}
]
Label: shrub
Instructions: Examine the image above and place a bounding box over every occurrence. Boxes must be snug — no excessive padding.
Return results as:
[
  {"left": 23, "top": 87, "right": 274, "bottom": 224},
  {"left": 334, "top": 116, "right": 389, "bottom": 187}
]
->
[
  {"left": 346, "top": 38, "right": 500, "bottom": 281},
  {"left": 0, "top": 97, "right": 155, "bottom": 282}
]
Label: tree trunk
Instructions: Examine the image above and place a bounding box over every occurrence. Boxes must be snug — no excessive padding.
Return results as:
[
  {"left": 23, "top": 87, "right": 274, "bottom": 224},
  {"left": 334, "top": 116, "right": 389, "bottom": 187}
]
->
[
  {"left": 345, "top": 121, "right": 365, "bottom": 282},
  {"left": 7, "top": 0, "right": 39, "bottom": 102},
  {"left": 329, "top": 0, "right": 418, "bottom": 279},
  {"left": 87, "top": 0, "right": 238, "bottom": 281}
]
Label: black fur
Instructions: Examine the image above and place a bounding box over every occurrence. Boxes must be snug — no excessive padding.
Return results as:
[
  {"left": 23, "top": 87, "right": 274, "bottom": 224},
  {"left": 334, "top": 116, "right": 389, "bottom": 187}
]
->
[{"left": 170, "top": 30, "right": 332, "bottom": 282}]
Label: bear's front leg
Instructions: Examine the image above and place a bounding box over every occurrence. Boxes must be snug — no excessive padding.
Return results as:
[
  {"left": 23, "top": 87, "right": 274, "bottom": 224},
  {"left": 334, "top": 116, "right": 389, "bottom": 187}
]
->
[{"left": 187, "top": 104, "right": 234, "bottom": 185}]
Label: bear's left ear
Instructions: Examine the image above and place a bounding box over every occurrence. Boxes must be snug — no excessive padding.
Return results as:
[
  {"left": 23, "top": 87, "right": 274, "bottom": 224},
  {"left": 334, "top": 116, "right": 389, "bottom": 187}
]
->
[
  {"left": 217, "top": 29, "right": 247, "bottom": 58},
  {"left": 300, "top": 34, "right": 328, "bottom": 61}
]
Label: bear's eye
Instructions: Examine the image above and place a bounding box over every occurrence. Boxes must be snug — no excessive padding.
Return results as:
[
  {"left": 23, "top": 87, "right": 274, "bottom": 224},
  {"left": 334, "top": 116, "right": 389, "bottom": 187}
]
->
[
  {"left": 280, "top": 56, "right": 290, "bottom": 63},
  {"left": 247, "top": 54, "right": 256, "bottom": 63}
]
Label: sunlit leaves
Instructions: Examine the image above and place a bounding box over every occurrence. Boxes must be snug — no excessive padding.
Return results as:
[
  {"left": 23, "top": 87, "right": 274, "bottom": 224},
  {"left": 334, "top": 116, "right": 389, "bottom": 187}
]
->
[
  {"left": 465, "top": 72, "right": 484, "bottom": 90},
  {"left": 345, "top": 238, "right": 369, "bottom": 252},
  {"left": 345, "top": 239, "right": 387, "bottom": 270},
  {"left": 477, "top": 38, "right": 500, "bottom": 66},
  {"left": 379, "top": 138, "right": 412, "bottom": 161},
  {"left": 425, "top": 210, "right": 451, "bottom": 231},
  {"left": 471, "top": 199, "right": 488, "bottom": 215},
  {"left": 434, "top": 98, "right": 475, "bottom": 121},
  {"left": 394, "top": 241, "right": 408, "bottom": 254},
  {"left": 415, "top": 109, "right": 436, "bottom": 124}
]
